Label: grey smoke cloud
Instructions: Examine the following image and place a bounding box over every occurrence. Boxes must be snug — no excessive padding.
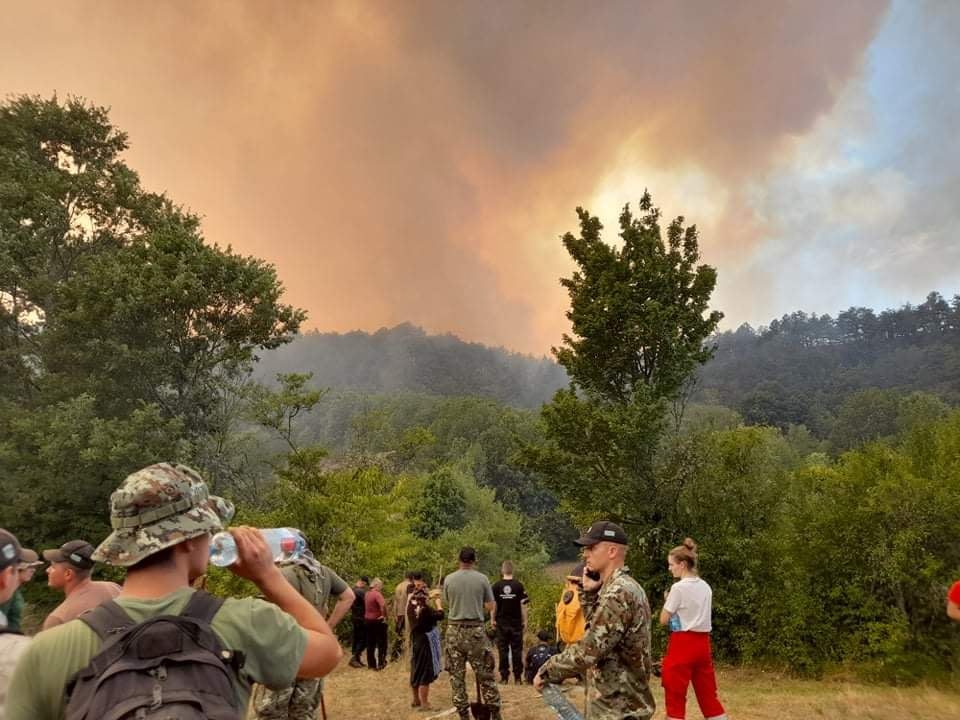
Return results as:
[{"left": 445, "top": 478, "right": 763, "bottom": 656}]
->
[
  {"left": 725, "top": 0, "right": 960, "bottom": 326},
  {"left": 0, "top": 0, "right": 888, "bottom": 352}
]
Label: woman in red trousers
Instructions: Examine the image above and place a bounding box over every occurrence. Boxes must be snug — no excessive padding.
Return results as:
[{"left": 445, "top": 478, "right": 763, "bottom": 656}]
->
[{"left": 659, "top": 538, "right": 728, "bottom": 720}]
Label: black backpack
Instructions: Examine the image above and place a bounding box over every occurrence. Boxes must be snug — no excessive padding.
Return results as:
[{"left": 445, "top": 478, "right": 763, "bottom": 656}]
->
[{"left": 65, "top": 590, "right": 245, "bottom": 720}]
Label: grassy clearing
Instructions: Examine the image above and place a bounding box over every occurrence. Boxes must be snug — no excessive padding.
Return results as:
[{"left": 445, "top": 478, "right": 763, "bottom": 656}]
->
[{"left": 323, "top": 658, "right": 960, "bottom": 720}]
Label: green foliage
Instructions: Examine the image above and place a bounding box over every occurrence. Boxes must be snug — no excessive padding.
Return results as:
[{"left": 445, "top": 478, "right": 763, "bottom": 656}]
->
[
  {"left": 553, "top": 193, "right": 722, "bottom": 404},
  {"left": 828, "top": 390, "right": 949, "bottom": 453},
  {"left": 0, "top": 95, "right": 303, "bottom": 548},
  {"left": 655, "top": 410, "right": 960, "bottom": 680},
  {"left": 701, "top": 292, "right": 960, "bottom": 429},
  {"left": 0, "top": 395, "right": 182, "bottom": 549},
  {"left": 412, "top": 467, "right": 467, "bottom": 540},
  {"left": 288, "top": 391, "right": 578, "bottom": 560},
  {"left": 523, "top": 193, "right": 722, "bottom": 572}
]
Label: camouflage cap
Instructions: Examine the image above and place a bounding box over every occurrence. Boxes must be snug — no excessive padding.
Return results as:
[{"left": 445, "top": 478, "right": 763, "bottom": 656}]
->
[{"left": 93, "top": 462, "right": 235, "bottom": 567}]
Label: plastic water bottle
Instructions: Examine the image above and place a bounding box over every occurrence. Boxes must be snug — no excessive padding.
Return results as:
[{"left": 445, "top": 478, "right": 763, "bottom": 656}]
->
[
  {"left": 668, "top": 614, "right": 683, "bottom": 632},
  {"left": 208, "top": 528, "right": 306, "bottom": 567}
]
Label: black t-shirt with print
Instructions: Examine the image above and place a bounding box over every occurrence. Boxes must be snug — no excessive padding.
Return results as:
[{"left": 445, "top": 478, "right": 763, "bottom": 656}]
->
[{"left": 491, "top": 578, "right": 528, "bottom": 624}]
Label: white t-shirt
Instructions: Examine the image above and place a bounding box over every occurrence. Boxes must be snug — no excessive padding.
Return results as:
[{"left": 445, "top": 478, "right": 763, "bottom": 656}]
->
[{"left": 664, "top": 577, "right": 712, "bottom": 632}]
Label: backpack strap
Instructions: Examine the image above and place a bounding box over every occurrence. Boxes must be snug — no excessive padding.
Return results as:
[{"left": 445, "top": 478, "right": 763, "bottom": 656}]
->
[
  {"left": 181, "top": 589, "right": 245, "bottom": 673},
  {"left": 180, "top": 589, "right": 224, "bottom": 624},
  {"left": 79, "top": 601, "right": 136, "bottom": 642}
]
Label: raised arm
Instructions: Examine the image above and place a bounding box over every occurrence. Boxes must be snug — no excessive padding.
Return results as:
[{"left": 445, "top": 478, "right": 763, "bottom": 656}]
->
[{"left": 229, "top": 527, "right": 342, "bottom": 677}]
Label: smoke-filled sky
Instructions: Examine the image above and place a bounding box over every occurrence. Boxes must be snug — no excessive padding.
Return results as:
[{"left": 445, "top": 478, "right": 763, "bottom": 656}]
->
[{"left": 3, "top": 1, "right": 958, "bottom": 354}]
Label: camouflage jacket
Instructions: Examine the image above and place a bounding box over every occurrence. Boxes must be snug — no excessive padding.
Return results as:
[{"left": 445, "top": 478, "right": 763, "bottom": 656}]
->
[{"left": 539, "top": 567, "right": 655, "bottom": 720}]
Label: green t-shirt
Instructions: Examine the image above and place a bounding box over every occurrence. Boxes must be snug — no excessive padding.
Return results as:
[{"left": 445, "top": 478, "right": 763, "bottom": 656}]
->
[
  {"left": 280, "top": 563, "right": 348, "bottom": 615},
  {"left": 5, "top": 587, "right": 308, "bottom": 720},
  {"left": 442, "top": 569, "right": 494, "bottom": 621}
]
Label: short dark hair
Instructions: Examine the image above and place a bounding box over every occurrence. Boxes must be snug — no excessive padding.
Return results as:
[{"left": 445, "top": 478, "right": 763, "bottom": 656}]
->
[
  {"left": 127, "top": 545, "right": 177, "bottom": 572},
  {"left": 406, "top": 570, "right": 415, "bottom": 580},
  {"left": 411, "top": 571, "right": 424, "bottom": 581},
  {"left": 537, "top": 629, "right": 552, "bottom": 643},
  {"left": 458, "top": 547, "right": 477, "bottom": 564},
  {"left": 359, "top": 575, "right": 370, "bottom": 584}
]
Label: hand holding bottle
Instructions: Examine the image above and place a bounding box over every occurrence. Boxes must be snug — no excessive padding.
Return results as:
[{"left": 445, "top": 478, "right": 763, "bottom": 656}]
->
[
  {"left": 209, "top": 527, "right": 306, "bottom": 567},
  {"left": 218, "top": 526, "right": 279, "bottom": 585}
]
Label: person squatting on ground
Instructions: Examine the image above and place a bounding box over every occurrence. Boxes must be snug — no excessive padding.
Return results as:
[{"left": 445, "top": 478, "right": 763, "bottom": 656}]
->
[
  {"left": 350, "top": 575, "right": 369, "bottom": 666},
  {"left": 364, "top": 578, "right": 389, "bottom": 670},
  {"left": 0, "top": 548, "right": 42, "bottom": 634},
  {"left": 5, "top": 462, "right": 342, "bottom": 720},
  {"left": 443, "top": 546, "right": 502, "bottom": 720},
  {"left": 523, "top": 629, "right": 558, "bottom": 685},
  {"left": 250, "top": 534, "right": 355, "bottom": 720},
  {"left": 535, "top": 521, "right": 656, "bottom": 720},
  {"left": 41, "top": 540, "right": 120, "bottom": 630},
  {"left": 659, "top": 538, "right": 727, "bottom": 720},
  {"left": 491, "top": 560, "right": 528, "bottom": 684},
  {"left": 407, "top": 571, "right": 444, "bottom": 711},
  {"left": 0, "top": 530, "right": 31, "bottom": 720}
]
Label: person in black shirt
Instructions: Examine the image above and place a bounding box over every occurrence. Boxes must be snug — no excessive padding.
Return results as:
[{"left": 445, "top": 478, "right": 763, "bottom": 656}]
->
[
  {"left": 490, "top": 560, "right": 529, "bottom": 683},
  {"left": 524, "top": 629, "right": 558, "bottom": 684},
  {"left": 407, "top": 571, "right": 444, "bottom": 710},
  {"left": 349, "top": 575, "right": 369, "bottom": 667}
]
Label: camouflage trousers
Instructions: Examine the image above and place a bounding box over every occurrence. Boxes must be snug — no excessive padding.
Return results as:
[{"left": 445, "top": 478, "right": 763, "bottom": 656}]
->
[
  {"left": 444, "top": 623, "right": 501, "bottom": 714},
  {"left": 249, "top": 678, "right": 324, "bottom": 719}
]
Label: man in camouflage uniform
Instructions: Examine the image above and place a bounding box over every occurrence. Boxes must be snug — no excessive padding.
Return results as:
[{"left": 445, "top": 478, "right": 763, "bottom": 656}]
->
[
  {"left": 534, "top": 521, "right": 655, "bottom": 720},
  {"left": 250, "top": 538, "right": 354, "bottom": 720},
  {"left": 442, "top": 547, "right": 502, "bottom": 720}
]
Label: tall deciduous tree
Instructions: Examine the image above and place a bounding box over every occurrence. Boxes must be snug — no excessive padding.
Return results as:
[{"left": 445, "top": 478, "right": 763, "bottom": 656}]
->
[
  {"left": 0, "top": 95, "right": 303, "bottom": 545},
  {"left": 522, "top": 193, "right": 722, "bottom": 574}
]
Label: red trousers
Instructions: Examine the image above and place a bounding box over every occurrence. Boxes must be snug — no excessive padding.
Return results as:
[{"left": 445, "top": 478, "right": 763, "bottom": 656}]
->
[{"left": 661, "top": 631, "right": 726, "bottom": 720}]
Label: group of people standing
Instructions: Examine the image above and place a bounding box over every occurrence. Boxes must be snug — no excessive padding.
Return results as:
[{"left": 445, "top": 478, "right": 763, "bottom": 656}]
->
[
  {"left": 16, "top": 459, "right": 923, "bottom": 720},
  {"left": 1, "top": 462, "right": 344, "bottom": 720}
]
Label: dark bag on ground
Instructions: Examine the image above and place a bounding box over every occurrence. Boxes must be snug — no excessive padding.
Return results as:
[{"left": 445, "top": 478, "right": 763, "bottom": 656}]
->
[{"left": 64, "top": 590, "right": 244, "bottom": 720}]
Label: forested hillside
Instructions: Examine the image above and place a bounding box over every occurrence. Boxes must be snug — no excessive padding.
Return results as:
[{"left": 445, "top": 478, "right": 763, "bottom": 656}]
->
[
  {"left": 699, "top": 291, "right": 960, "bottom": 432},
  {"left": 255, "top": 293, "right": 960, "bottom": 438},
  {"left": 254, "top": 323, "right": 568, "bottom": 409}
]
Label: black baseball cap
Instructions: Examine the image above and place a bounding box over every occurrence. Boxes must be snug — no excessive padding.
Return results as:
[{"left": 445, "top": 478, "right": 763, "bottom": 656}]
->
[
  {"left": 43, "top": 540, "right": 96, "bottom": 570},
  {"left": 574, "top": 521, "right": 629, "bottom": 547},
  {"left": 0, "top": 529, "right": 21, "bottom": 571}
]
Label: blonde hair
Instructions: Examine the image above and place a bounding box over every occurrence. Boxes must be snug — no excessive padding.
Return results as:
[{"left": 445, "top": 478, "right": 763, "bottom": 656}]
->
[{"left": 668, "top": 537, "right": 698, "bottom": 571}]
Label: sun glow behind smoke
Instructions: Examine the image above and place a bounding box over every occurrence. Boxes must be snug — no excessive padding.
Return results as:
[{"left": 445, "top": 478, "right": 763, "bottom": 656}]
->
[{"left": 6, "top": 0, "right": 942, "bottom": 352}]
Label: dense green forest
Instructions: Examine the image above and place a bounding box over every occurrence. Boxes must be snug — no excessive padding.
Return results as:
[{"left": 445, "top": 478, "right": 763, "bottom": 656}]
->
[
  {"left": 700, "top": 292, "right": 960, "bottom": 431},
  {"left": 2, "top": 96, "right": 959, "bottom": 681}
]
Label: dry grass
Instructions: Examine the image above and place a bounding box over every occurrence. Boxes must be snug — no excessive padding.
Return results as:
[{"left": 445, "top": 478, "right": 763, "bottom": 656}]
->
[{"left": 322, "top": 658, "right": 960, "bottom": 720}]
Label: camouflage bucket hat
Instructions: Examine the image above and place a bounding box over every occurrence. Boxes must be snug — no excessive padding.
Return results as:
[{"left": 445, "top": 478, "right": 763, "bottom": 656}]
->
[{"left": 93, "top": 462, "right": 235, "bottom": 567}]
